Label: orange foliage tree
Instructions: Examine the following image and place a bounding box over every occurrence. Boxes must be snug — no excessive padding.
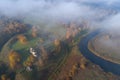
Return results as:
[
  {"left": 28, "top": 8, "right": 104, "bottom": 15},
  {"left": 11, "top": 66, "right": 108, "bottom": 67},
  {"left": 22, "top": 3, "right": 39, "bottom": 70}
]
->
[
  {"left": 40, "top": 46, "right": 48, "bottom": 61},
  {"left": 17, "top": 35, "right": 27, "bottom": 44},
  {"left": 32, "top": 26, "right": 38, "bottom": 38},
  {"left": 54, "top": 39, "right": 60, "bottom": 47}
]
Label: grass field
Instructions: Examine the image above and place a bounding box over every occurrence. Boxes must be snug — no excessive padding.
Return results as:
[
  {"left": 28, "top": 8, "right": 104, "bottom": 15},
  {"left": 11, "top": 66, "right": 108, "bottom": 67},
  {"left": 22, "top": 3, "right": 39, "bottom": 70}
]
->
[
  {"left": 88, "top": 32, "right": 120, "bottom": 64},
  {"left": 12, "top": 38, "right": 39, "bottom": 51}
]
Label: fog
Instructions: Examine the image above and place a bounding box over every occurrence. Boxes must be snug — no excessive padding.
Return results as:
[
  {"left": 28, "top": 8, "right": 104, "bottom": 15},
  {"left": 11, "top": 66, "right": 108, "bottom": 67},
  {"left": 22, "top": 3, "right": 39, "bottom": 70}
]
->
[
  {"left": 1, "top": 0, "right": 120, "bottom": 58},
  {"left": 0, "top": 0, "right": 97, "bottom": 21},
  {"left": 0, "top": 0, "right": 120, "bottom": 30}
]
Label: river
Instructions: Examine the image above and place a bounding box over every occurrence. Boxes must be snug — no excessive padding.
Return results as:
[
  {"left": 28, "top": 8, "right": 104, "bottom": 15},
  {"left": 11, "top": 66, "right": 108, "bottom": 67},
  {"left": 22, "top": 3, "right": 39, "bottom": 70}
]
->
[{"left": 79, "top": 29, "right": 120, "bottom": 75}]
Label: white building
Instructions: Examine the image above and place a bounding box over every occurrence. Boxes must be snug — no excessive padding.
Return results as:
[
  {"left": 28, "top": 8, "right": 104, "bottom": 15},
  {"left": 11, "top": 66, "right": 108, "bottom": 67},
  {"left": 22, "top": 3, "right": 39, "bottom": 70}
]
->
[{"left": 30, "top": 48, "right": 37, "bottom": 57}]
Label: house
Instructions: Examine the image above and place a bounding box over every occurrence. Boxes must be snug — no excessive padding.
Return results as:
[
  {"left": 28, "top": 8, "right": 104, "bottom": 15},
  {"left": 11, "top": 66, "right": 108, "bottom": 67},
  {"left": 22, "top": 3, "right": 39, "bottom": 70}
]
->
[{"left": 30, "top": 48, "right": 37, "bottom": 57}]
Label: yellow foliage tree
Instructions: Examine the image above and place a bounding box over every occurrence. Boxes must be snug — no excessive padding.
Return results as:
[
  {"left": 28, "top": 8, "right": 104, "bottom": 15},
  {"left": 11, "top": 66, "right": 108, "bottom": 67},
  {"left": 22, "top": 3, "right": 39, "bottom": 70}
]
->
[
  {"left": 8, "top": 51, "right": 21, "bottom": 69},
  {"left": 1, "top": 74, "right": 10, "bottom": 80},
  {"left": 1, "top": 74, "right": 7, "bottom": 80},
  {"left": 24, "top": 55, "right": 36, "bottom": 67},
  {"left": 80, "top": 58, "right": 86, "bottom": 70},
  {"left": 28, "top": 55, "right": 36, "bottom": 63},
  {"left": 70, "top": 64, "right": 77, "bottom": 76}
]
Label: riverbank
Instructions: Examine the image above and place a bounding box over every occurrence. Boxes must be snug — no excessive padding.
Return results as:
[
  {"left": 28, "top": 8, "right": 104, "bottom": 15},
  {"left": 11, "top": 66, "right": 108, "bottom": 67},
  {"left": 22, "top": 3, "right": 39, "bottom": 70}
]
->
[
  {"left": 79, "top": 29, "right": 120, "bottom": 75},
  {"left": 88, "top": 40, "right": 120, "bottom": 64}
]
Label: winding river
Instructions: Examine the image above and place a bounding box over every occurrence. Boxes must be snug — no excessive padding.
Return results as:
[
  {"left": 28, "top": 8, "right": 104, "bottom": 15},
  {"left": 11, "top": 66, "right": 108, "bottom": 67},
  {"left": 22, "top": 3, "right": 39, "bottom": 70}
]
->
[{"left": 79, "top": 29, "right": 120, "bottom": 75}]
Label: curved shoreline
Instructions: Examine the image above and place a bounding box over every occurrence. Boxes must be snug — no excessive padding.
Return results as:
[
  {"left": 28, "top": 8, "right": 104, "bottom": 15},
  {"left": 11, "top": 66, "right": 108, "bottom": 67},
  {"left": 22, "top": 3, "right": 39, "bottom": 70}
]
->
[
  {"left": 79, "top": 29, "right": 120, "bottom": 75},
  {"left": 88, "top": 41, "right": 120, "bottom": 65}
]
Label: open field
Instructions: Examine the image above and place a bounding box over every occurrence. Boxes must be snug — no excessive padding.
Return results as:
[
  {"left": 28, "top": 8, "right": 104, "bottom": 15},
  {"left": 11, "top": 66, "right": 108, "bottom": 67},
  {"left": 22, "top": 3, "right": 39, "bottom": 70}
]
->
[{"left": 88, "top": 32, "right": 120, "bottom": 64}]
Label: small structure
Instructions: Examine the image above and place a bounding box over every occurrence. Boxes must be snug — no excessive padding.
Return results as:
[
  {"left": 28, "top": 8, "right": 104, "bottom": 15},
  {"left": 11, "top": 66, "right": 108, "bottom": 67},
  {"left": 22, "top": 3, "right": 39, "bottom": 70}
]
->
[
  {"left": 30, "top": 48, "right": 37, "bottom": 57},
  {"left": 26, "top": 66, "right": 32, "bottom": 72}
]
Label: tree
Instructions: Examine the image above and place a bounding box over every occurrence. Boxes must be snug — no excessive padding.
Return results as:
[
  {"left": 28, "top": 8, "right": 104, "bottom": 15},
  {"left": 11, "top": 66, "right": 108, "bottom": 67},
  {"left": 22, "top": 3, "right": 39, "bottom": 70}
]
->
[
  {"left": 54, "top": 39, "right": 60, "bottom": 47},
  {"left": 31, "top": 26, "right": 38, "bottom": 38},
  {"left": 1, "top": 74, "right": 7, "bottom": 80},
  {"left": 40, "top": 46, "right": 48, "bottom": 61},
  {"left": 8, "top": 51, "right": 21, "bottom": 69},
  {"left": 80, "top": 58, "right": 86, "bottom": 70},
  {"left": 17, "top": 35, "right": 27, "bottom": 44},
  {"left": 1, "top": 74, "right": 10, "bottom": 80},
  {"left": 24, "top": 55, "right": 36, "bottom": 67}
]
